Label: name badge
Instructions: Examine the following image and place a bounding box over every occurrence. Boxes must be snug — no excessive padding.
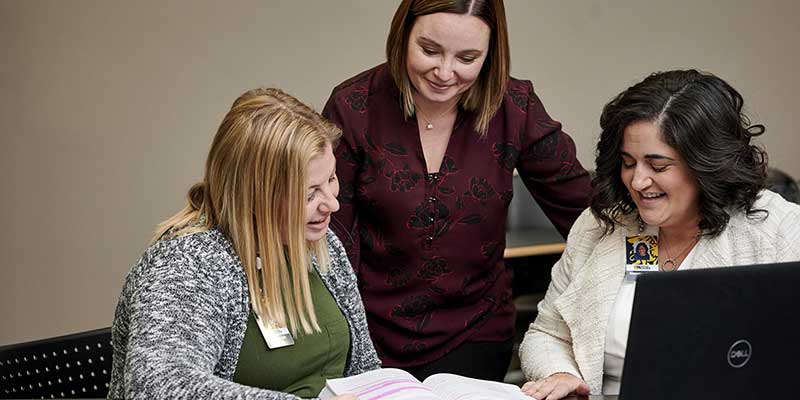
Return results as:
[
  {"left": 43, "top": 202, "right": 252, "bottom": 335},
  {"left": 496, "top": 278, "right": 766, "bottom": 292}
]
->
[
  {"left": 254, "top": 313, "right": 295, "bottom": 349},
  {"left": 625, "top": 235, "right": 659, "bottom": 280}
]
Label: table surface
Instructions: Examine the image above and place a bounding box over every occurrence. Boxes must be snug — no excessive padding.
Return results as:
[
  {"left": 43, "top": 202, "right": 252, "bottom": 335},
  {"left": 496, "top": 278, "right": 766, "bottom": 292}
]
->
[
  {"left": 0, "top": 395, "right": 617, "bottom": 400},
  {"left": 504, "top": 226, "right": 565, "bottom": 258}
]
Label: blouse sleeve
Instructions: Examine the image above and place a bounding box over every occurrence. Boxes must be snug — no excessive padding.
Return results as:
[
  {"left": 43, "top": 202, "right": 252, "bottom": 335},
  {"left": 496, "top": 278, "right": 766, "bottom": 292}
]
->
[
  {"left": 515, "top": 81, "right": 591, "bottom": 238},
  {"left": 323, "top": 93, "right": 363, "bottom": 272},
  {"left": 117, "top": 250, "right": 305, "bottom": 400}
]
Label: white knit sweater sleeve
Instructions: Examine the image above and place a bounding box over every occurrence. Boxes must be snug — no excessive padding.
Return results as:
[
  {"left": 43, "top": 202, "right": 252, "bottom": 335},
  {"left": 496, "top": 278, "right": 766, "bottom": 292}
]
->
[{"left": 519, "top": 208, "right": 596, "bottom": 381}]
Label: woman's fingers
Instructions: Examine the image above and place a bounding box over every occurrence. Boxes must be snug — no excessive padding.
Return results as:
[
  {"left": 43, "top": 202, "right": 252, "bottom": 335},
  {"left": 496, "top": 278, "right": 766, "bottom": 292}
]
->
[{"left": 520, "top": 373, "right": 589, "bottom": 400}]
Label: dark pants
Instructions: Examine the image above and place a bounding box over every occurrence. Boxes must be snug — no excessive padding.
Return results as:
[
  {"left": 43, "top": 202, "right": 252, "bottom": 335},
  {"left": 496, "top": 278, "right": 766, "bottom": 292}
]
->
[{"left": 403, "top": 339, "right": 514, "bottom": 382}]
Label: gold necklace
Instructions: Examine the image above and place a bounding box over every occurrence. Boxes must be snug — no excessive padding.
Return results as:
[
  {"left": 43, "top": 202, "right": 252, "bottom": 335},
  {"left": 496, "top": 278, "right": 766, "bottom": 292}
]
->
[
  {"left": 415, "top": 103, "right": 457, "bottom": 130},
  {"left": 659, "top": 229, "right": 699, "bottom": 271}
]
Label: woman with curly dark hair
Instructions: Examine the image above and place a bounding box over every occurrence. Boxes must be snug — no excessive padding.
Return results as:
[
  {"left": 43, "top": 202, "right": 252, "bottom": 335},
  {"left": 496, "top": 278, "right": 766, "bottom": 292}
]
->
[{"left": 518, "top": 70, "right": 800, "bottom": 399}]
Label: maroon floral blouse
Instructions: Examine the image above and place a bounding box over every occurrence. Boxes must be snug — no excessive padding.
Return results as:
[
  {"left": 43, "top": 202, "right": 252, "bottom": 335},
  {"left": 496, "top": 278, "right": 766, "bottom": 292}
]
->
[{"left": 323, "top": 64, "right": 591, "bottom": 368}]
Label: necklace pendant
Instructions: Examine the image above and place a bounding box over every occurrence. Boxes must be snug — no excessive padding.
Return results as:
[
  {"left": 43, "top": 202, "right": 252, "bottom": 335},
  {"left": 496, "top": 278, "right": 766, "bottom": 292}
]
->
[
  {"left": 662, "top": 259, "right": 676, "bottom": 272},
  {"left": 426, "top": 122, "right": 434, "bottom": 130}
]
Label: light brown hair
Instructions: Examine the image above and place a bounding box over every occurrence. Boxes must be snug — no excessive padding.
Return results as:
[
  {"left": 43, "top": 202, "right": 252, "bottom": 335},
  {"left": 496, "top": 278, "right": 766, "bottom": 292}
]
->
[
  {"left": 386, "top": 0, "right": 510, "bottom": 135},
  {"left": 153, "top": 88, "right": 341, "bottom": 334}
]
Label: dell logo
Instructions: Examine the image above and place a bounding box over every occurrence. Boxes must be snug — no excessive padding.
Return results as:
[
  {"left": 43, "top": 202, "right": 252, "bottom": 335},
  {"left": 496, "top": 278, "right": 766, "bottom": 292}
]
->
[{"left": 727, "top": 339, "right": 752, "bottom": 368}]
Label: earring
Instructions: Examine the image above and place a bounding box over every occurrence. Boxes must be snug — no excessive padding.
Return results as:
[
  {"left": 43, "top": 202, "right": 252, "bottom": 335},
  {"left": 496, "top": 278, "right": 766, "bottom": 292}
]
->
[{"left": 637, "top": 214, "right": 645, "bottom": 234}]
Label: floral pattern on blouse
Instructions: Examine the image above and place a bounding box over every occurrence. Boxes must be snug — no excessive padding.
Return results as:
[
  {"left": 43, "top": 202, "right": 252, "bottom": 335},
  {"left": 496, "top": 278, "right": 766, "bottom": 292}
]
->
[{"left": 323, "top": 64, "right": 591, "bottom": 367}]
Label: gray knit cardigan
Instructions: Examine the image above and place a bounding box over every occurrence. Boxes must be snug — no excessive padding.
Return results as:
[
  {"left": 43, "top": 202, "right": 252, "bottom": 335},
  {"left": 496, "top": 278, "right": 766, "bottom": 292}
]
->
[{"left": 108, "top": 229, "right": 381, "bottom": 400}]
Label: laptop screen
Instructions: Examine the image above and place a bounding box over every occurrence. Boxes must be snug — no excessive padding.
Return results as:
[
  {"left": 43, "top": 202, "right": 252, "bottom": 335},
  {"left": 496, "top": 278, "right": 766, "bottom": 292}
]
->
[{"left": 619, "top": 262, "right": 800, "bottom": 400}]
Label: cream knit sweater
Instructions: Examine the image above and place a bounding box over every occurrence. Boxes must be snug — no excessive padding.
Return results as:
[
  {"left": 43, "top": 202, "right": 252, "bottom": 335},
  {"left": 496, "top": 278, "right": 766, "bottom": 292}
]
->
[{"left": 519, "top": 190, "right": 800, "bottom": 394}]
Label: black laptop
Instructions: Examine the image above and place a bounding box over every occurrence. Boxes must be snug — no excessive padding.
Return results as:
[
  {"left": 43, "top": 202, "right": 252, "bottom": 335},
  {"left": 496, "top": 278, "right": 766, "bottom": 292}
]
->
[{"left": 619, "top": 262, "right": 800, "bottom": 400}]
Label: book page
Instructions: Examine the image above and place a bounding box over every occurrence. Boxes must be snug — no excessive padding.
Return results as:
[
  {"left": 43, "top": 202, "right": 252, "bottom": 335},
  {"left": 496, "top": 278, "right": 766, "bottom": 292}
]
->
[
  {"left": 423, "top": 373, "right": 533, "bottom": 400},
  {"left": 321, "top": 368, "right": 442, "bottom": 400}
]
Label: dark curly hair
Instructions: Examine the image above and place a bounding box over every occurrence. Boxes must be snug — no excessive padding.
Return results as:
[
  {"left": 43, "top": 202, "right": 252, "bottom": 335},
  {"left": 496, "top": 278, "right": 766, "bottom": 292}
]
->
[{"left": 591, "top": 69, "right": 767, "bottom": 237}]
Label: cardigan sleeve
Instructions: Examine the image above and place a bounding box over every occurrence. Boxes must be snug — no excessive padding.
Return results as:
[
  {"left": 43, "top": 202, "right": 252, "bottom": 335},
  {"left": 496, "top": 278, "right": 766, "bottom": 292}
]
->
[
  {"left": 519, "top": 209, "right": 595, "bottom": 381},
  {"left": 116, "top": 247, "right": 305, "bottom": 400},
  {"left": 515, "top": 81, "right": 591, "bottom": 238},
  {"left": 772, "top": 192, "right": 800, "bottom": 262}
]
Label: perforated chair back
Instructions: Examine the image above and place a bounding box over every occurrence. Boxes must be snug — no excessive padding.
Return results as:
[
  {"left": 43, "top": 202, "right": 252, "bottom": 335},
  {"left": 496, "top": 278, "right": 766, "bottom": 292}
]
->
[{"left": 0, "top": 328, "right": 112, "bottom": 399}]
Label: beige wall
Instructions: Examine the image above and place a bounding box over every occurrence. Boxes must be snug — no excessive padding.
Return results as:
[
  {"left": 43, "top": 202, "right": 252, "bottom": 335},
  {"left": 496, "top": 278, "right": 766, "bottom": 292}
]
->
[{"left": 1, "top": 0, "right": 797, "bottom": 345}]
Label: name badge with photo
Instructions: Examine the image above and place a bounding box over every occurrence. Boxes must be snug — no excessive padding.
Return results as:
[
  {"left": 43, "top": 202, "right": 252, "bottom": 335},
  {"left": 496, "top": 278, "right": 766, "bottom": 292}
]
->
[
  {"left": 255, "top": 313, "right": 295, "bottom": 349},
  {"left": 625, "top": 235, "right": 659, "bottom": 275}
]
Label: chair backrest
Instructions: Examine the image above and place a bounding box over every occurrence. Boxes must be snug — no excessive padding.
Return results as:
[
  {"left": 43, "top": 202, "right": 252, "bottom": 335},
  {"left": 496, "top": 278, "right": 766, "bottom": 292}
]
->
[
  {"left": 507, "top": 172, "right": 553, "bottom": 231},
  {"left": 766, "top": 167, "right": 800, "bottom": 204},
  {"left": 0, "top": 328, "right": 112, "bottom": 399}
]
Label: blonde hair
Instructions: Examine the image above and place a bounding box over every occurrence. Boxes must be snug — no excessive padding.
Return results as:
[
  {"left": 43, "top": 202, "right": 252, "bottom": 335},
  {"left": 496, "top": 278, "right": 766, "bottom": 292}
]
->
[
  {"left": 386, "top": 0, "right": 510, "bottom": 135},
  {"left": 153, "top": 88, "right": 342, "bottom": 335}
]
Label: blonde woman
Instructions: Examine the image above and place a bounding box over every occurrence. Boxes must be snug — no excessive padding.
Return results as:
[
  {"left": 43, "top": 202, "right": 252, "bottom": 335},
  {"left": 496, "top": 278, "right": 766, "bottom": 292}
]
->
[{"left": 109, "top": 88, "right": 379, "bottom": 400}]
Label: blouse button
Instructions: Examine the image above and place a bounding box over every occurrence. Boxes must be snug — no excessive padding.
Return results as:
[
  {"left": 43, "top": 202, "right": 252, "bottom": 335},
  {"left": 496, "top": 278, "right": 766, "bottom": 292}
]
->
[{"left": 425, "top": 236, "right": 434, "bottom": 244}]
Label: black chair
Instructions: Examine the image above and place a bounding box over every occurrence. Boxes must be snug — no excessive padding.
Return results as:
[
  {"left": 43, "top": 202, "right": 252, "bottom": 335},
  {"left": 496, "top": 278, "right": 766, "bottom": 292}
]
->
[
  {"left": 766, "top": 167, "right": 800, "bottom": 204},
  {"left": 0, "top": 328, "right": 112, "bottom": 399}
]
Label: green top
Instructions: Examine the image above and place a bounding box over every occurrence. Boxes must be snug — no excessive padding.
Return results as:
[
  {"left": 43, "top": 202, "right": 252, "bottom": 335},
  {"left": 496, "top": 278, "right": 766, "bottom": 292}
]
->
[{"left": 233, "top": 269, "right": 351, "bottom": 397}]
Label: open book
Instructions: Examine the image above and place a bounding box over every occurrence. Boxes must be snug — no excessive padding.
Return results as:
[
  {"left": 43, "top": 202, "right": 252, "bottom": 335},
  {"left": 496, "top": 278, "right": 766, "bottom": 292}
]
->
[{"left": 318, "top": 368, "right": 532, "bottom": 400}]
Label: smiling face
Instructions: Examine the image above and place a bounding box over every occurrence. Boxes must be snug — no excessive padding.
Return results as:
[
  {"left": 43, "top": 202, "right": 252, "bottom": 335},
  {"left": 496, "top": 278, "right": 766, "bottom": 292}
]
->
[
  {"left": 304, "top": 143, "right": 339, "bottom": 242},
  {"left": 620, "top": 121, "right": 700, "bottom": 231},
  {"left": 637, "top": 243, "right": 648, "bottom": 257},
  {"left": 405, "top": 12, "right": 490, "bottom": 107}
]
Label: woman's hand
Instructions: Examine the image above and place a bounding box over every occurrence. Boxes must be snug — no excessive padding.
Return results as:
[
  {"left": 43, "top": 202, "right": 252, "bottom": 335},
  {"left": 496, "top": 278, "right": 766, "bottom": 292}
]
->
[
  {"left": 330, "top": 395, "right": 358, "bottom": 400},
  {"left": 521, "top": 372, "right": 590, "bottom": 400}
]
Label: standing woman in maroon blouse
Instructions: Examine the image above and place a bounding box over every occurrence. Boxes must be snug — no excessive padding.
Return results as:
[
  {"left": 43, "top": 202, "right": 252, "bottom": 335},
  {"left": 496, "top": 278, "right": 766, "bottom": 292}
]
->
[{"left": 323, "top": 0, "right": 591, "bottom": 381}]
